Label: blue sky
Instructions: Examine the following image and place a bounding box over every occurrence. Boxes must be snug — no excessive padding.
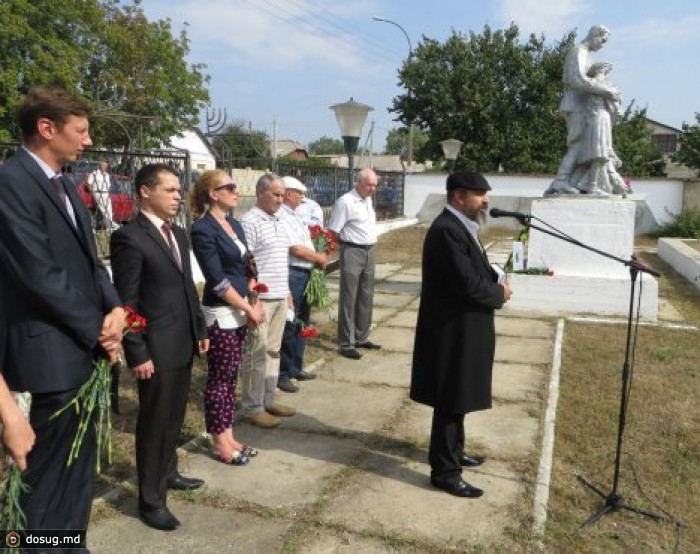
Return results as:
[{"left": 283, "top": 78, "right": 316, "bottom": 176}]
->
[{"left": 141, "top": 0, "right": 699, "bottom": 151}]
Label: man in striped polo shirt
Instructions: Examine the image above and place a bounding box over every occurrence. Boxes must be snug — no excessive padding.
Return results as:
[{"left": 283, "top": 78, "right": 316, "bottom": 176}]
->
[{"left": 240, "top": 173, "right": 296, "bottom": 428}]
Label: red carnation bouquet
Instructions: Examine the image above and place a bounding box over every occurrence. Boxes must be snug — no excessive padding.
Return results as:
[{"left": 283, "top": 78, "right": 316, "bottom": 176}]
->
[
  {"left": 52, "top": 305, "right": 146, "bottom": 473},
  {"left": 305, "top": 225, "right": 336, "bottom": 311}
]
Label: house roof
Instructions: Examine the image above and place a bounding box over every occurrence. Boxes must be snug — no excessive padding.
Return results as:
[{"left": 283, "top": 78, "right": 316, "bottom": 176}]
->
[
  {"left": 273, "top": 139, "right": 306, "bottom": 157},
  {"left": 645, "top": 117, "right": 683, "bottom": 134}
]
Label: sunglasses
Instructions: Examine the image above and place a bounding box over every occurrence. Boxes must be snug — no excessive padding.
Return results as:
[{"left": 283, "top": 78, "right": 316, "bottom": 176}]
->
[{"left": 214, "top": 183, "right": 237, "bottom": 192}]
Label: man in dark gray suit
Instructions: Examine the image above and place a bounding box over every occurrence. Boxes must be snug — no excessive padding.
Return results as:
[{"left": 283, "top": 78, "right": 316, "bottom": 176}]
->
[
  {"left": 0, "top": 86, "right": 125, "bottom": 541},
  {"left": 110, "top": 163, "right": 209, "bottom": 531}
]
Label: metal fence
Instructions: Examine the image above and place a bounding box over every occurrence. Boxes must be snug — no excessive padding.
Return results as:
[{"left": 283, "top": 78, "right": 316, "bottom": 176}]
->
[
  {"left": 0, "top": 143, "right": 191, "bottom": 258},
  {"left": 1, "top": 143, "right": 406, "bottom": 258}
]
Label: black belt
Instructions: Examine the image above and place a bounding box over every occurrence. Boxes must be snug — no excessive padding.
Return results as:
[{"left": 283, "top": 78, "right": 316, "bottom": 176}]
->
[
  {"left": 340, "top": 240, "right": 374, "bottom": 250},
  {"left": 290, "top": 266, "right": 313, "bottom": 273}
]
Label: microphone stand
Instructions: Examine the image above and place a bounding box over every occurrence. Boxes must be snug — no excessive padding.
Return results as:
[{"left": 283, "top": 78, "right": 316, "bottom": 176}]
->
[{"left": 517, "top": 215, "right": 664, "bottom": 527}]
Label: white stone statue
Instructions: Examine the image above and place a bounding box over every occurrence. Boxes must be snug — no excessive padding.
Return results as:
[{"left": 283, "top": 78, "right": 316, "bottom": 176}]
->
[{"left": 545, "top": 25, "right": 631, "bottom": 197}]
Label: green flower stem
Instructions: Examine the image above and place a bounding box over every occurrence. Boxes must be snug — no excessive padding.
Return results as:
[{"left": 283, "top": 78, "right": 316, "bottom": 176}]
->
[{"left": 0, "top": 463, "right": 31, "bottom": 531}]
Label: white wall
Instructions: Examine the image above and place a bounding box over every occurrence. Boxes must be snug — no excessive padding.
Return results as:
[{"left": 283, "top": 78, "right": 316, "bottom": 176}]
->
[{"left": 405, "top": 173, "right": 684, "bottom": 228}]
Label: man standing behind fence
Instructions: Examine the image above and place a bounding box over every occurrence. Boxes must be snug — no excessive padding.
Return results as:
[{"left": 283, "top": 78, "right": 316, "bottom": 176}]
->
[
  {"left": 87, "top": 158, "right": 118, "bottom": 230},
  {"left": 328, "top": 168, "right": 381, "bottom": 360}
]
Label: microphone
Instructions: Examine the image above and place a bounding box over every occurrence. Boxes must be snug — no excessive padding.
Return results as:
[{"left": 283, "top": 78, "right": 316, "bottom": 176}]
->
[{"left": 489, "top": 208, "right": 531, "bottom": 220}]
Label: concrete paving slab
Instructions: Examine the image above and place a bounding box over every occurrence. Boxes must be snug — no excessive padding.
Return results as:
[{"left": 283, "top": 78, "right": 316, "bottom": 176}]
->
[
  {"left": 496, "top": 316, "right": 554, "bottom": 338},
  {"left": 382, "top": 309, "right": 417, "bottom": 328},
  {"left": 304, "top": 534, "right": 411, "bottom": 553},
  {"left": 492, "top": 362, "right": 547, "bottom": 402},
  {"left": 658, "top": 297, "right": 685, "bottom": 322},
  {"left": 385, "top": 273, "right": 422, "bottom": 283},
  {"left": 323, "top": 352, "right": 412, "bottom": 388},
  {"left": 183, "top": 429, "right": 362, "bottom": 508},
  {"left": 365, "top": 327, "right": 415, "bottom": 353},
  {"left": 467, "top": 402, "right": 541, "bottom": 458},
  {"left": 374, "top": 263, "right": 403, "bottom": 280},
  {"left": 375, "top": 281, "right": 422, "bottom": 295},
  {"left": 371, "top": 307, "right": 399, "bottom": 324},
  {"left": 261, "top": 379, "right": 407, "bottom": 436},
  {"left": 89, "top": 500, "right": 290, "bottom": 553},
  {"left": 495, "top": 336, "right": 552, "bottom": 365},
  {"left": 401, "top": 268, "right": 422, "bottom": 276},
  {"left": 391, "top": 401, "right": 540, "bottom": 459},
  {"left": 323, "top": 454, "right": 523, "bottom": 546},
  {"left": 372, "top": 292, "right": 415, "bottom": 309}
]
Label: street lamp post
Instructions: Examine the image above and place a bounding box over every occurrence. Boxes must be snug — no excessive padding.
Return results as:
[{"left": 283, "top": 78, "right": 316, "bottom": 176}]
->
[
  {"left": 330, "top": 97, "right": 373, "bottom": 189},
  {"left": 373, "top": 16, "right": 415, "bottom": 169},
  {"left": 440, "top": 139, "right": 463, "bottom": 173}
]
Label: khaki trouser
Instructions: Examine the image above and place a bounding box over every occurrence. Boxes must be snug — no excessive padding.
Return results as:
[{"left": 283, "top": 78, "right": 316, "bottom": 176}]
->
[{"left": 241, "top": 298, "right": 287, "bottom": 414}]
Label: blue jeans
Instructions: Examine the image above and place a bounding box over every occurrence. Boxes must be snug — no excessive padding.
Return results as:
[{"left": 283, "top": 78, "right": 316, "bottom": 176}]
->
[{"left": 279, "top": 267, "right": 311, "bottom": 381}]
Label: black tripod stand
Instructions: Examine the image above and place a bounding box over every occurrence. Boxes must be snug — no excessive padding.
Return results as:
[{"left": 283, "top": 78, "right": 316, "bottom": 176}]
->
[{"left": 521, "top": 216, "right": 664, "bottom": 527}]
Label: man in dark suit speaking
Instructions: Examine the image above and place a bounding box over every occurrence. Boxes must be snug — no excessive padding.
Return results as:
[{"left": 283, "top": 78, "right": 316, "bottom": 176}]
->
[
  {"left": 110, "top": 164, "right": 208, "bottom": 531},
  {"left": 0, "top": 86, "right": 125, "bottom": 537},
  {"left": 410, "top": 171, "right": 512, "bottom": 498}
]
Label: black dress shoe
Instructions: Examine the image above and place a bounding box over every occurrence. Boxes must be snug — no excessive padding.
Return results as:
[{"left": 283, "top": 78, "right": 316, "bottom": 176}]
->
[
  {"left": 139, "top": 507, "right": 181, "bottom": 531},
  {"left": 294, "top": 370, "right": 317, "bottom": 381},
  {"left": 277, "top": 379, "right": 299, "bottom": 392},
  {"left": 339, "top": 348, "right": 362, "bottom": 360},
  {"left": 459, "top": 453, "right": 485, "bottom": 467},
  {"left": 356, "top": 341, "right": 381, "bottom": 349},
  {"left": 167, "top": 475, "right": 204, "bottom": 490},
  {"left": 430, "top": 477, "right": 484, "bottom": 498}
]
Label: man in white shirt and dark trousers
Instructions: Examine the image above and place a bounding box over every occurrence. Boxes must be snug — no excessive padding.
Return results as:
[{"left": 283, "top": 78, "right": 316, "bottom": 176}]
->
[
  {"left": 87, "top": 158, "right": 118, "bottom": 230},
  {"left": 277, "top": 177, "right": 329, "bottom": 392},
  {"left": 328, "top": 168, "right": 382, "bottom": 360}
]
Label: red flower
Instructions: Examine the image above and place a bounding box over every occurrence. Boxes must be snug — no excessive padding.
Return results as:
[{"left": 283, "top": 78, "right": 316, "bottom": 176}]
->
[
  {"left": 124, "top": 305, "right": 147, "bottom": 332},
  {"left": 253, "top": 283, "right": 269, "bottom": 293},
  {"left": 298, "top": 325, "right": 319, "bottom": 338}
]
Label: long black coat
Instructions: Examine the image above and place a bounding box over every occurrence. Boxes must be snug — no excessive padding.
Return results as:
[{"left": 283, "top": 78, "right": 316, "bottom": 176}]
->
[{"left": 410, "top": 208, "right": 504, "bottom": 414}]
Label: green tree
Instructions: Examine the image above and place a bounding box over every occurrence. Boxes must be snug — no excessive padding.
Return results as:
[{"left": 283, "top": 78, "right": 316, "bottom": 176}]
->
[
  {"left": 308, "top": 135, "right": 345, "bottom": 155},
  {"left": 0, "top": 0, "right": 209, "bottom": 147},
  {"left": 613, "top": 103, "right": 666, "bottom": 177},
  {"left": 86, "top": 1, "right": 209, "bottom": 148},
  {"left": 211, "top": 121, "right": 270, "bottom": 169},
  {"left": 384, "top": 126, "right": 429, "bottom": 159},
  {"left": 0, "top": 0, "right": 102, "bottom": 141},
  {"left": 672, "top": 113, "right": 700, "bottom": 176},
  {"left": 392, "top": 23, "right": 575, "bottom": 173}
]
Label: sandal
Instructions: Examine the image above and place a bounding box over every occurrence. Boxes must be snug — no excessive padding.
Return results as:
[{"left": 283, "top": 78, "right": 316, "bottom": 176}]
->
[
  {"left": 241, "top": 444, "right": 259, "bottom": 457},
  {"left": 210, "top": 445, "right": 250, "bottom": 466},
  {"left": 226, "top": 450, "right": 250, "bottom": 466}
]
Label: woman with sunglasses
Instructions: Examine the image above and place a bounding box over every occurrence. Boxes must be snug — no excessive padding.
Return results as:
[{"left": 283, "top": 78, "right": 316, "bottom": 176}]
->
[{"left": 190, "top": 170, "right": 264, "bottom": 465}]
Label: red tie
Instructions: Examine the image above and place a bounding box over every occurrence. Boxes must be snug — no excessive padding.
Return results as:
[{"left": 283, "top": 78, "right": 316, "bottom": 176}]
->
[{"left": 161, "top": 221, "right": 182, "bottom": 270}]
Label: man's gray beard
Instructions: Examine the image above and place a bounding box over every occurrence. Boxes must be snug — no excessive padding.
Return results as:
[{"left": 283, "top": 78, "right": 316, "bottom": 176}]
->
[{"left": 475, "top": 210, "right": 487, "bottom": 224}]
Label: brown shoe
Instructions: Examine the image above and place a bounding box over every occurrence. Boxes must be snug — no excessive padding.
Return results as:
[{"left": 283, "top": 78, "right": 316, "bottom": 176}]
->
[
  {"left": 266, "top": 404, "right": 296, "bottom": 417},
  {"left": 246, "top": 411, "right": 280, "bottom": 428}
]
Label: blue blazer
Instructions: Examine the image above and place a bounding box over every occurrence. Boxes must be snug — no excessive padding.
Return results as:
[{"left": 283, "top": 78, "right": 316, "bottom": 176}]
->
[
  {"left": 0, "top": 148, "right": 121, "bottom": 393},
  {"left": 190, "top": 213, "right": 250, "bottom": 306}
]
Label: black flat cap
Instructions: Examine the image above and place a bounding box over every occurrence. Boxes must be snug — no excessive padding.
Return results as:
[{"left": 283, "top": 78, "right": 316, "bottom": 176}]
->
[{"left": 446, "top": 171, "right": 491, "bottom": 192}]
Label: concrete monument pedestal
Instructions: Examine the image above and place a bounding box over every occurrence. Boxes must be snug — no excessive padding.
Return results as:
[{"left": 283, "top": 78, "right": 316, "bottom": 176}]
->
[{"left": 507, "top": 198, "right": 658, "bottom": 320}]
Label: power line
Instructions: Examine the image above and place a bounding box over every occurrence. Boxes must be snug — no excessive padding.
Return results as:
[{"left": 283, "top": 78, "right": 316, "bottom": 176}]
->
[
  {"left": 283, "top": 0, "right": 407, "bottom": 59},
  {"left": 241, "top": 0, "right": 399, "bottom": 66}
]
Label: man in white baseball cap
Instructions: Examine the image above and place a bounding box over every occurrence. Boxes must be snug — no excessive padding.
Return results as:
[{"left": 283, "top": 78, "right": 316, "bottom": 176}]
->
[{"left": 277, "top": 176, "right": 328, "bottom": 392}]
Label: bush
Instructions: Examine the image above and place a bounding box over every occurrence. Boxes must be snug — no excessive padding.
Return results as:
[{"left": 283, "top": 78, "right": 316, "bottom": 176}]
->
[{"left": 654, "top": 208, "right": 700, "bottom": 239}]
